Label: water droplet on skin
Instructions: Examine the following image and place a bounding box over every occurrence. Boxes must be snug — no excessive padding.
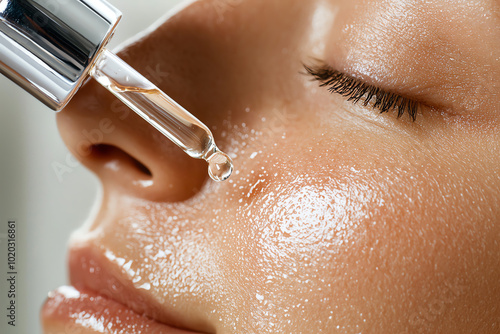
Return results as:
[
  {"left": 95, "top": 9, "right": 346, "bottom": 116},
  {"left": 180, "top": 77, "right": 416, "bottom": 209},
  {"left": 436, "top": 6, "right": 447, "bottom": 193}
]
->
[{"left": 206, "top": 150, "right": 233, "bottom": 182}]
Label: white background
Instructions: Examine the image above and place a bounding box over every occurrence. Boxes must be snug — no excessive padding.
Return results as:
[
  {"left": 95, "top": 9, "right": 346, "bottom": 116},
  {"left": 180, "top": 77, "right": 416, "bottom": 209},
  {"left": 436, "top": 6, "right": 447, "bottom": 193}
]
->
[{"left": 0, "top": 0, "right": 183, "bottom": 332}]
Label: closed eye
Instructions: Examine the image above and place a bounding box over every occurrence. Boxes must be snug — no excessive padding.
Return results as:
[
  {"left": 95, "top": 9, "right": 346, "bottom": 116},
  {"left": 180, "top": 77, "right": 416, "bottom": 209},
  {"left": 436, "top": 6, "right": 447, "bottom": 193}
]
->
[{"left": 304, "top": 63, "right": 420, "bottom": 121}]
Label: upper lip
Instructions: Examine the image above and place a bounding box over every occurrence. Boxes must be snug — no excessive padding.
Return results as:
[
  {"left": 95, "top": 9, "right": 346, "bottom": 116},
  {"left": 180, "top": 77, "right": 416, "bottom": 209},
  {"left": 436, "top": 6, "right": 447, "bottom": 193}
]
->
[{"left": 68, "top": 243, "right": 211, "bottom": 333}]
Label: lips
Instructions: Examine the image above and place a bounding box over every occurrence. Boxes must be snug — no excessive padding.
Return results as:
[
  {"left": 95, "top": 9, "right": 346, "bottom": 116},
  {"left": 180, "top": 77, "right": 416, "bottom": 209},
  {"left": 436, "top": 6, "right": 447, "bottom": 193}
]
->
[
  {"left": 41, "top": 246, "right": 209, "bottom": 334},
  {"left": 42, "top": 286, "right": 193, "bottom": 333}
]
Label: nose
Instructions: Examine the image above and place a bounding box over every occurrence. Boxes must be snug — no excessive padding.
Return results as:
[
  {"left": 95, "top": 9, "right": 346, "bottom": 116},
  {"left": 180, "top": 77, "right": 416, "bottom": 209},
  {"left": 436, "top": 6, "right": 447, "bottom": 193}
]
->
[{"left": 57, "top": 8, "right": 218, "bottom": 202}]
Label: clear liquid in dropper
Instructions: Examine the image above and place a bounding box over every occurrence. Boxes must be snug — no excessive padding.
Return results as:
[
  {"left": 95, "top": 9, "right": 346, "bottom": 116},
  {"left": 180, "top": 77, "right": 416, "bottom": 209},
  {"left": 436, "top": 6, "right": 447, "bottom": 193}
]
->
[
  {"left": 207, "top": 150, "right": 233, "bottom": 182},
  {"left": 90, "top": 49, "right": 233, "bottom": 182}
]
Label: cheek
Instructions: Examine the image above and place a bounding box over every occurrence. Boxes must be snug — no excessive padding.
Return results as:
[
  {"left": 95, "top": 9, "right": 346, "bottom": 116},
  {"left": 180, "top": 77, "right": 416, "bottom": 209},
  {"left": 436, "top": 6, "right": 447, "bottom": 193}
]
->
[
  {"left": 222, "top": 140, "right": 382, "bottom": 324},
  {"left": 236, "top": 173, "right": 375, "bottom": 268},
  {"left": 222, "top": 107, "right": 500, "bottom": 329}
]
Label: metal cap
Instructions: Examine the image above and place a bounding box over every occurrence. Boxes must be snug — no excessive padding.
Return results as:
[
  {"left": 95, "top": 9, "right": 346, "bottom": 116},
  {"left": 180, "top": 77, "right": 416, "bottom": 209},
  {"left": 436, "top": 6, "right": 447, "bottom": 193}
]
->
[{"left": 0, "top": 0, "right": 121, "bottom": 110}]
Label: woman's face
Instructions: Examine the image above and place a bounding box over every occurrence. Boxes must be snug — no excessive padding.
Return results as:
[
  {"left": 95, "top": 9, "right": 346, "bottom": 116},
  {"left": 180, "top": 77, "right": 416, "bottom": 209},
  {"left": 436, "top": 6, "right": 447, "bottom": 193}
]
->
[{"left": 42, "top": 0, "right": 500, "bottom": 333}]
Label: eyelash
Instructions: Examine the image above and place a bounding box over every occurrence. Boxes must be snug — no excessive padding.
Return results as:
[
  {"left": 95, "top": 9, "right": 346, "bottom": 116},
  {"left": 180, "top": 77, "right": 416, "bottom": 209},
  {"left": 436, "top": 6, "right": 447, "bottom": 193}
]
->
[{"left": 304, "top": 63, "right": 419, "bottom": 121}]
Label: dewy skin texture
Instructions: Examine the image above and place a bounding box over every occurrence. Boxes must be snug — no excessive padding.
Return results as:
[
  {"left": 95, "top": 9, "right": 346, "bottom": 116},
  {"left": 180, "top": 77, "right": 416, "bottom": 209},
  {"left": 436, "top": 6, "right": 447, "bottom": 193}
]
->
[{"left": 44, "top": 0, "right": 500, "bottom": 333}]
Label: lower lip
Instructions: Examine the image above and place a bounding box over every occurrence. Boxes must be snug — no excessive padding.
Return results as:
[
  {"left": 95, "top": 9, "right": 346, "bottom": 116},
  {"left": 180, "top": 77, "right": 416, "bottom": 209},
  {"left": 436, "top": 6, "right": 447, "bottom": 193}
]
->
[{"left": 41, "top": 286, "right": 197, "bottom": 334}]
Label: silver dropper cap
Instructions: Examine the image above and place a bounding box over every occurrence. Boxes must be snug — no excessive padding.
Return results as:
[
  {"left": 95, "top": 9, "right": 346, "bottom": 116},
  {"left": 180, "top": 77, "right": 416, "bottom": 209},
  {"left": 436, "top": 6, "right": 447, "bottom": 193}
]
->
[
  {"left": 0, "top": 0, "right": 235, "bottom": 182},
  {"left": 0, "top": 0, "right": 121, "bottom": 110}
]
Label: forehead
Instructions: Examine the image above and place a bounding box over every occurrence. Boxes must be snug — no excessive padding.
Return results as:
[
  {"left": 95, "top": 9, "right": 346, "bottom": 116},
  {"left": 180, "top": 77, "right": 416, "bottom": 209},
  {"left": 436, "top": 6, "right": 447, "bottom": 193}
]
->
[
  {"left": 317, "top": 0, "right": 499, "bottom": 101},
  {"left": 330, "top": 0, "right": 499, "bottom": 49}
]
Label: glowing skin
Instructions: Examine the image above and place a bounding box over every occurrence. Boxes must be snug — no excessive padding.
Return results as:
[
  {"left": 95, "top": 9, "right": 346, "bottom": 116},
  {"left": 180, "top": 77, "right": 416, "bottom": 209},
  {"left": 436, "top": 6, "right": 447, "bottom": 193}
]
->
[{"left": 43, "top": 0, "right": 500, "bottom": 333}]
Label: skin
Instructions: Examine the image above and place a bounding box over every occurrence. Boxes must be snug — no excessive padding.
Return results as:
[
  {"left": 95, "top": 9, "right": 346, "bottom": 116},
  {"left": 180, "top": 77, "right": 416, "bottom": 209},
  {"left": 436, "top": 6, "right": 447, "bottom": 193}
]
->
[{"left": 51, "top": 0, "right": 500, "bottom": 332}]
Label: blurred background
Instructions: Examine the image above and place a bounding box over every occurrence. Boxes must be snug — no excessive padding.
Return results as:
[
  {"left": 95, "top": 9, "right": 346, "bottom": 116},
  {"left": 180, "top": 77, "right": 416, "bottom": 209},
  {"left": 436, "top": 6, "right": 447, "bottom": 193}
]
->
[{"left": 0, "top": 0, "right": 183, "bottom": 332}]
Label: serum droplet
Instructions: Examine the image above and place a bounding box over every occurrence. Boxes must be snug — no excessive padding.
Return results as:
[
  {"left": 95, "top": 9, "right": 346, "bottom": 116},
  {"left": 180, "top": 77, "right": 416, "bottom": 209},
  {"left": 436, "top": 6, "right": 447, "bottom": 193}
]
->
[{"left": 207, "top": 150, "right": 233, "bottom": 182}]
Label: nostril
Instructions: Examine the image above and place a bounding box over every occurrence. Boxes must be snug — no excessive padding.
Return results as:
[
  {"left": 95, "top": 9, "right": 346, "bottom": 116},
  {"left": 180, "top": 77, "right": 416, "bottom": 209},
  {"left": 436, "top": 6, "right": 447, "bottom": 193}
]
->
[
  {"left": 91, "top": 144, "right": 153, "bottom": 177},
  {"left": 133, "top": 159, "right": 153, "bottom": 177}
]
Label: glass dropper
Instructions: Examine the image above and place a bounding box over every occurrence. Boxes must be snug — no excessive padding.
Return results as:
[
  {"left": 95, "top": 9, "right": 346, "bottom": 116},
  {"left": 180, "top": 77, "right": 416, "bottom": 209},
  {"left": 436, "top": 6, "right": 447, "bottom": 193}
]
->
[
  {"left": 90, "top": 49, "right": 233, "bottom": 182},
  {"left": 0, "top": 0, "right": 233, "bottom": 182}
]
